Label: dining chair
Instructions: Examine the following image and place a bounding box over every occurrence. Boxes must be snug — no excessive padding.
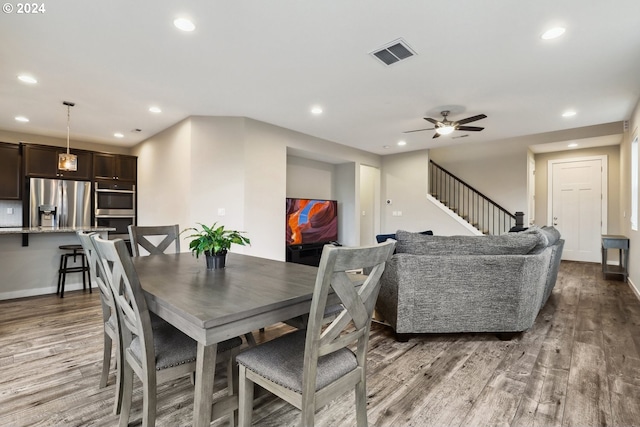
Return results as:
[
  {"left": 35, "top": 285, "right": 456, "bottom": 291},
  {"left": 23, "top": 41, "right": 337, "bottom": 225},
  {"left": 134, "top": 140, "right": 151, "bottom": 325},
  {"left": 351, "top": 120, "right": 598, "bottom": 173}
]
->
[
  {"left": 91, "top": 235, "right": 242, "bottom": 427},
  {"left": 236, "top": 239, "right": 396, "bottom": 427},
  {"left": 128, "top": 224, "right": 180, "bottom": 256},
  {"left": 77, "top": 231, "right": 123, "bottom": 415}
]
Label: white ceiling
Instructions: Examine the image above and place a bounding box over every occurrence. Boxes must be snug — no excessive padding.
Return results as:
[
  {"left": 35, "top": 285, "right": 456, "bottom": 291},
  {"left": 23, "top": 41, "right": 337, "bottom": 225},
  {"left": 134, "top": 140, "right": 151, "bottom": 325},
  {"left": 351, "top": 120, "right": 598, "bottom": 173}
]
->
[{"left": 1, "top": 1, "right": 639, "bottom": 155}]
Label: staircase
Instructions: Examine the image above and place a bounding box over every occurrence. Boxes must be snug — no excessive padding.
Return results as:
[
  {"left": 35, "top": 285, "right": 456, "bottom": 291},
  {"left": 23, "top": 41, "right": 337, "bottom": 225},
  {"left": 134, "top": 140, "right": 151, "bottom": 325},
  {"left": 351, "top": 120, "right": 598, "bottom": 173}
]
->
[{"left": 429, "top": 160, "right": 516, "bottom": 235}]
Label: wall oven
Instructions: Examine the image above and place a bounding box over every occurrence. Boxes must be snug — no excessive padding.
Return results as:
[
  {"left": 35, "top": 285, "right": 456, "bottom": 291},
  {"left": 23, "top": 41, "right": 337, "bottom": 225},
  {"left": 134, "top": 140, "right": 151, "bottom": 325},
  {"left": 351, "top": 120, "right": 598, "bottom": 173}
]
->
[
  {"left": 95, "top": 181, "right": 135, "bottom": 216},
  {"left": 95, "top": 181, "right": 136, "bottom": 240}
]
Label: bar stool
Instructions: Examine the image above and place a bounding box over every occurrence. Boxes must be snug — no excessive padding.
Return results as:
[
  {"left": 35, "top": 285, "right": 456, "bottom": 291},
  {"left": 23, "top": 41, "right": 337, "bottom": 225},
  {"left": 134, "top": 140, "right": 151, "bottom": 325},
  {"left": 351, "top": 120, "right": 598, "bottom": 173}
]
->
[{"left": 57, "top": 244, "right": 91, "bottom": 298}]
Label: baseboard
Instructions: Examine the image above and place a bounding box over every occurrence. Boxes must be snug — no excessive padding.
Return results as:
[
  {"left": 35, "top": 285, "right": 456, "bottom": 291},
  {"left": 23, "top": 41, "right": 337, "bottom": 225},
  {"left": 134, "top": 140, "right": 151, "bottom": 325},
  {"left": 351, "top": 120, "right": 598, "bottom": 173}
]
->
[
  {"left": 0, "top": 283, "right": 94, "bottom": 301},
  {"left": 628, "top": 277, "right": 640, "bottom": 301}
]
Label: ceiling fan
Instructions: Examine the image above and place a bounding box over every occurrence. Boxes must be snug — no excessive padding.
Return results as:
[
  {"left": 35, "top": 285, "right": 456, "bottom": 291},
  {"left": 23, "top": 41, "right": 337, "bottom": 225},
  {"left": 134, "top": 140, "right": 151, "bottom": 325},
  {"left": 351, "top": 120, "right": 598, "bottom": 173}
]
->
[{"left": 404, "top": 110, "right": 487, "bottom": 139}]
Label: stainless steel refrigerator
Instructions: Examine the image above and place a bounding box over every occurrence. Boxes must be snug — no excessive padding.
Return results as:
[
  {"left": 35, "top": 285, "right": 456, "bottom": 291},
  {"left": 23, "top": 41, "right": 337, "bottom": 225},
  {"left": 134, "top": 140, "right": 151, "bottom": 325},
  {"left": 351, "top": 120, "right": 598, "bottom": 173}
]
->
[{"left": 29, "top": 178, "right": 91, "bottom": 228}]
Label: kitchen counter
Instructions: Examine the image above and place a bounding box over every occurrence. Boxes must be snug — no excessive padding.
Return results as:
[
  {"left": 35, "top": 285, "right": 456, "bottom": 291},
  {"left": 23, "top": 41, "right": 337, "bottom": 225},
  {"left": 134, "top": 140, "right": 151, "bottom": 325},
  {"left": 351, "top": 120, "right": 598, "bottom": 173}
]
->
[
  {"left": 0, "top": 227, "right": 115, "bottom": 300},
  {"left": 0, "top": 226, "right": 115, "bottom": 234}
]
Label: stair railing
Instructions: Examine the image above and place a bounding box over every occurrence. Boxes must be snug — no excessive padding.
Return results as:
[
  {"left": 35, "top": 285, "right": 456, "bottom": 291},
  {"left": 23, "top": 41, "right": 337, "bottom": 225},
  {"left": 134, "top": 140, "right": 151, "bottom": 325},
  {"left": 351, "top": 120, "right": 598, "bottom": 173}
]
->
[{"left": 429, "top": 160, "right": 516, "bottom": 235}]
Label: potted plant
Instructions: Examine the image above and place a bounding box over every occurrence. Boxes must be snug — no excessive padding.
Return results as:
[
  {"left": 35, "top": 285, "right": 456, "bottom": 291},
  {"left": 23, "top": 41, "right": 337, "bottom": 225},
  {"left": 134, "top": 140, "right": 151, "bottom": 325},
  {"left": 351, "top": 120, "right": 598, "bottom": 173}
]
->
[{"left": 182, "top": 222, "right": 250, "bottom": 269}]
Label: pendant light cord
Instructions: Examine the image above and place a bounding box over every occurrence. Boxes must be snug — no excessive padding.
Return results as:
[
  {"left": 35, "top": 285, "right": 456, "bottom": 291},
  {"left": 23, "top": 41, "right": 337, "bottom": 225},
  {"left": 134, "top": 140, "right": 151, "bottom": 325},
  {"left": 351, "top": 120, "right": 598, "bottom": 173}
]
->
[{"left": 66, "top": 104, "right": 70, "bottom": 155}]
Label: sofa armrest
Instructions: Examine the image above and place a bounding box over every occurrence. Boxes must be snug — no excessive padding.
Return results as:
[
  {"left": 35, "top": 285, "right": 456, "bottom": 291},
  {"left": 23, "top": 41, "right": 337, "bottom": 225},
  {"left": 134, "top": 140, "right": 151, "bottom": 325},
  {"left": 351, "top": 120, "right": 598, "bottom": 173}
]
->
[
  {"left": 541, "top": 239, "right": 564, "bottom": 307},
  {"left": 376, "top": 256, "right": 401, "bottom": 329}
]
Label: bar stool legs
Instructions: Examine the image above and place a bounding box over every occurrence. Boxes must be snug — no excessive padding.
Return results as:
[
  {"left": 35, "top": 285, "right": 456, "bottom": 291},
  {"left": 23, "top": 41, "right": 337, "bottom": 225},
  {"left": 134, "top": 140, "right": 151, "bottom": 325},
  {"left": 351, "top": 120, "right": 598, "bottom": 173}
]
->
[{"left": 57, "top": 244, "right": 91, "bottom": 298}]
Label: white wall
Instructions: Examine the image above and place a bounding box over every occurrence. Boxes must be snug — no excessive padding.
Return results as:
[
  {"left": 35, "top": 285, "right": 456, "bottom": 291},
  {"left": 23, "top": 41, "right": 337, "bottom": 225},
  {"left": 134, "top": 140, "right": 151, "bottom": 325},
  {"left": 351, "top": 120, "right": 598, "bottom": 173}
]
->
[
  {"left": 135, "top": 119, "right": 192, "bottom": 229},
  {"left": 429, "top": 122, "right": 624, "bottom": 226},
  {"left": 621, "top": 96, "right": 640, "bottom": 295},
  {"left": 335, "top": 163, "right": 357, "bottom": 246},
  {"left": 0, "top": 129, "right": 132, "bottom": 155},
  {"left": 534, "top": 145, "right": 621, "bottom": 231},
  {"left": 286, "top": 156, "right": 335, "bottom": 200},
  {"left": 132, "top": 116, "right": 380, "bottom": 260},
  {"left": 359, "top": 165, "right": 379, "bottom": 246},
  {"left": 244, "top": 119, "right": 288, "bottom": 259},
  {"left": 380, "top": 150, "right": 475, "bottom": 236}
]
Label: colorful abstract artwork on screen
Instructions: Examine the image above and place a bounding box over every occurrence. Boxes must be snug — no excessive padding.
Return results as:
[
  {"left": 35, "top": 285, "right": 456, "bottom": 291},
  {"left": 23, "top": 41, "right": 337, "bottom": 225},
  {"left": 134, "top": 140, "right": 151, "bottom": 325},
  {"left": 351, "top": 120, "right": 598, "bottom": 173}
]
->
[{"left": 286, "top": 198, "right": 338, "bottom": 245}]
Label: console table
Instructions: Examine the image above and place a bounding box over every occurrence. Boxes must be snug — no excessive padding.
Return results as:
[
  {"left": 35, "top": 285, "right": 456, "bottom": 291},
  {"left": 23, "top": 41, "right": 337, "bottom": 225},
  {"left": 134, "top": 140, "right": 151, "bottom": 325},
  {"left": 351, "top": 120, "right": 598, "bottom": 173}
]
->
[{"left": 601, "top": 235, "right": 629, "bottom": 282}]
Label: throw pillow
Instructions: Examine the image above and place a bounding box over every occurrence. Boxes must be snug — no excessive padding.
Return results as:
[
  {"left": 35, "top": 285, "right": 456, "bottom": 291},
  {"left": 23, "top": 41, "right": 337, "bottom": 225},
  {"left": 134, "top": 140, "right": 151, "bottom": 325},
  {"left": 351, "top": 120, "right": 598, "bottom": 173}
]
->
[
  {"left": 540, "top": 226, "right": 561, "bottom": 246},
  {"left": 519, "top": 226, "right": 550, "bottom": 253},
  {"left": 376, "top": 230, "right": 432, "bottom": 244}
]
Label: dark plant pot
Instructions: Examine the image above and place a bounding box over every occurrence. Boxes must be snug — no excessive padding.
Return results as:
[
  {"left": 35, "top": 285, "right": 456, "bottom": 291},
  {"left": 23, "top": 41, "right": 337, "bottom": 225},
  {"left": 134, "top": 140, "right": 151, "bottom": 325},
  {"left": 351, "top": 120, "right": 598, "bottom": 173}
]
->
[{"left": 204, "top": 250, "right": 227, "bottom": 270}]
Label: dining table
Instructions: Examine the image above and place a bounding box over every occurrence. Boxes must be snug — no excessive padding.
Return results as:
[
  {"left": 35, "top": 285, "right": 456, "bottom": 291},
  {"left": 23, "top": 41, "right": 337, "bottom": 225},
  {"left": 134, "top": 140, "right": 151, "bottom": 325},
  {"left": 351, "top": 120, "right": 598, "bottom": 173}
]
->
[{"left": 132, "top": 251, "right": 327, "bottom": 427}]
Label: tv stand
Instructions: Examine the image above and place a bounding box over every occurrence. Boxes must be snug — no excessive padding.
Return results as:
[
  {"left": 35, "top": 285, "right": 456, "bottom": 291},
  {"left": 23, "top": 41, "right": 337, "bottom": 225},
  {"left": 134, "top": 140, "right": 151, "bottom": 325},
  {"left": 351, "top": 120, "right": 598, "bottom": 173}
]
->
[{"left": 286, "top": 242, "right": 329, "bottom": 267}]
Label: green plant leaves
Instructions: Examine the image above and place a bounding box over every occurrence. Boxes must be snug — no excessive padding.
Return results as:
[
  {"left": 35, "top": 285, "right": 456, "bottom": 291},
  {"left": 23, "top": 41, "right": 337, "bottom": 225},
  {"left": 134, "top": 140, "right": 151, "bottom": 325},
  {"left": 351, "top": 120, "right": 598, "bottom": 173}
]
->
[{"left": 181, "top": 222, "right": 250, "bottom": 258}]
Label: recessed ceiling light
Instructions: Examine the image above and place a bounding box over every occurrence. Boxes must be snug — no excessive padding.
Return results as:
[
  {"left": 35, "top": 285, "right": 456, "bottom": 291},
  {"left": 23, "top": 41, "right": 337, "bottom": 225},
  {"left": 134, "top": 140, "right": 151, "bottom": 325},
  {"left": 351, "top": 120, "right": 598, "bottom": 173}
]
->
[
  {"left": 114, "top": 132, "right": 124, "bottom": 138},
  {"left": 18, "top": 75, "right": 37, "bottom": 84},
  {"left": 541, "top": 27, "right": 566, "bottom": 40},
  {"left": 15, "top": 116, "right": 29, "bottom": 122},
  {"left": 397, "top": 140, "right": 407, "bottom": 146},
  {"left": 568, "top": 143, "right": 578, "bottom": 148},
  {"left": 174, "top": 18, "right": 195, "bottom": 32},
  {"left": 149, "top": 106, "right": 162, "bottom": 113},
  {"left": 562, "top": 110, "right": 577, "bottom": 117},
  {"left": 311, "top": 106, "right": 323, "bottom": 115}
]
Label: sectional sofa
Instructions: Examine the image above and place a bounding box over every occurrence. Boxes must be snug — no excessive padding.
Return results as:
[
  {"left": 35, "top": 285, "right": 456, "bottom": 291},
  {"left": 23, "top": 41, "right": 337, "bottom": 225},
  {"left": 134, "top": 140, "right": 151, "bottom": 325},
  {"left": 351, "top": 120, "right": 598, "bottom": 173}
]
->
[{"left": 375, "top": 227, "right": 564, "bottom": 337}]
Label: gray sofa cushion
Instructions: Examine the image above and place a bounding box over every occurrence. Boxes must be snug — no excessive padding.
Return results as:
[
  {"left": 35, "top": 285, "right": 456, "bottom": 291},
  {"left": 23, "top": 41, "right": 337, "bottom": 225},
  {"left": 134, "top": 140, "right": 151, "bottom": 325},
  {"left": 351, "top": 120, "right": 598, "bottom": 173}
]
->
[{"left": 395, "top": 230, "right": 542, "bottom": 256}]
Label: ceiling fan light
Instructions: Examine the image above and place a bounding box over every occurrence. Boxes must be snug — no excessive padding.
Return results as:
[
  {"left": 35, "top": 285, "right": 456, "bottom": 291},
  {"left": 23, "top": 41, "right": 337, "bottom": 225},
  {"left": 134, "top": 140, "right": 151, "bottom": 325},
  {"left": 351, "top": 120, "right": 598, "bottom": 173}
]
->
[{"left": 436, "top": 125, "right": 455, "bottom": 136}]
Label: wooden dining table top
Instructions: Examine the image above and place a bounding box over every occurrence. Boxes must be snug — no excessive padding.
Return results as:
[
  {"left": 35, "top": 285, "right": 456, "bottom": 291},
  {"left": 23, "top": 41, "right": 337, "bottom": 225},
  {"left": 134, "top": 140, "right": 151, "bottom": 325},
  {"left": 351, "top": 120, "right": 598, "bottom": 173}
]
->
[{"left": 132, "top": 251, "right": 321, "bottom": 342}]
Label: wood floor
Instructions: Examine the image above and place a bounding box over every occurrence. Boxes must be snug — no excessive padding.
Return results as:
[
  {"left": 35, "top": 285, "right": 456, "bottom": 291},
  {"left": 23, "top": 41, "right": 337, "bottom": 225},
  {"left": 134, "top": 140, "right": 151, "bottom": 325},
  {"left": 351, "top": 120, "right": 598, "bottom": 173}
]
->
[{"left": 1, "top": 261, "right": 639, "bottom": 426}]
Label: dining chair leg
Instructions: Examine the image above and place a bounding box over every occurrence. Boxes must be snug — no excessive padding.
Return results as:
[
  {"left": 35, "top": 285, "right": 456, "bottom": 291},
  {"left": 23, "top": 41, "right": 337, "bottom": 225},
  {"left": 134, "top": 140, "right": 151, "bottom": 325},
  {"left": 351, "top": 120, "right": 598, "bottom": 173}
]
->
[
  {"left": 142, "top": 371, "right": 157, "bottom": 427},
  {"left": 238, "top": 365, "right": 254, "bottom": 427},
  {"left": 99, "top": 332, "right": 112, "bottom": 388},
  {"left": 227, "top": 356, "right": 236, "bottom": 426},
  {"left": 119, "top": 362, "right": 134, "bottom": 427},
  {"left": 113, "top": 341, "right": 124, "bottom": 415},
  {"left": 355, "top": 377, "right": 368, "bottom": 427},
  {"left": 301, "top": 396, "right": 316, "bottom": 427},
  {"left": 244, "top": 332, "right": 256, "bottom": 347}
]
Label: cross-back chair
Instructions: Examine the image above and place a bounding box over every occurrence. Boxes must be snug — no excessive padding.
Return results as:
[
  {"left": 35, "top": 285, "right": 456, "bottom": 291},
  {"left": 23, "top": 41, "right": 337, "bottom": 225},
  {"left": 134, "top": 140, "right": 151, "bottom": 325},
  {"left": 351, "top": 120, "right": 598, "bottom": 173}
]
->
[
  {"left": 237, "top": 239, "right": 396, "bottom": 427},
  {"left": 77, "top": 231, "right": 123, "bottom": 415},
  {"left": 91, "top": 235, "right": 242, "bottom": 427},
  {"left": 128, "top": 224, "right": 180, "bottom": 256}
]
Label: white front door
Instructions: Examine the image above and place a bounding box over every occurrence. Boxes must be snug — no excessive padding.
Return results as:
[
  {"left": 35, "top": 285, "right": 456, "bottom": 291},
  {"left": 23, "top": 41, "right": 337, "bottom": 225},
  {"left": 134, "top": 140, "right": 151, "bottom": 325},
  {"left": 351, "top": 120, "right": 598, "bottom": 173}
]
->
[{"left": 549, "top": 157, "right": 607, "bottom": 262}]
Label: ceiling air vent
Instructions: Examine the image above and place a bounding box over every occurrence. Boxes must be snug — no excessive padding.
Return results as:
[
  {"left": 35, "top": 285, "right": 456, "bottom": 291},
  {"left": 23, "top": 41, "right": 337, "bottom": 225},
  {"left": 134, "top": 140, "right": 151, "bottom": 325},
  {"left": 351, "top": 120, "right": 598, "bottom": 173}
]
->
[{"left": 370, "top": 38, "right": 416, "bottom": 66}]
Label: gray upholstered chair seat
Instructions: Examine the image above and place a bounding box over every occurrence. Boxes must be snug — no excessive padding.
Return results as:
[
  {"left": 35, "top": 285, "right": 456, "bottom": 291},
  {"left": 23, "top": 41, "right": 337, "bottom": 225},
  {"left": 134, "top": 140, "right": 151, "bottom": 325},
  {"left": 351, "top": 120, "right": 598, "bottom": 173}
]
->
[
  {"left": 131, "top": 321, "right": 242, "bottom": 371},
  {"left": 237, "top": 329, "right": 357, "bottom": 393}
]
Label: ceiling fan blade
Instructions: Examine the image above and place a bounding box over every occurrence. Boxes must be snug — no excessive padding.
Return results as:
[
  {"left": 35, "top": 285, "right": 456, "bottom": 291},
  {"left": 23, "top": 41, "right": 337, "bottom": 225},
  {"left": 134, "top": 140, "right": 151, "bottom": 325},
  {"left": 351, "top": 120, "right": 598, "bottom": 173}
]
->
[
  {"left": 403, "top": 127, "right": 435, "bottom": 133},
  {"left": 456, "top": 114, "right": 487, "bottom": 125},
  {"left": 456, "top": 126, "right": 484, "bottom": 132},
  {"left": 432, "top": 132, "right": 441, "bottom": 139},
  {"left": 423, "top": 117, "right": 440, "bottom": 125}
]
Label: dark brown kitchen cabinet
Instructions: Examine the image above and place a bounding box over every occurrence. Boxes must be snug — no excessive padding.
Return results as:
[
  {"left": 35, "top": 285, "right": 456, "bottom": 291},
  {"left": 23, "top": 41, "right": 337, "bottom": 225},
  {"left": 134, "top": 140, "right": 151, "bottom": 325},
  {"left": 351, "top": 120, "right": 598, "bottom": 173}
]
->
[
  {"left": 93, "top": 153, "right": 137, "bottom": 182},
  {"left": 24, "top": 144, "right": 92, "bottom": 180},
  {"left": 0, "top": 142, "right": 21, "bottom": 200}
]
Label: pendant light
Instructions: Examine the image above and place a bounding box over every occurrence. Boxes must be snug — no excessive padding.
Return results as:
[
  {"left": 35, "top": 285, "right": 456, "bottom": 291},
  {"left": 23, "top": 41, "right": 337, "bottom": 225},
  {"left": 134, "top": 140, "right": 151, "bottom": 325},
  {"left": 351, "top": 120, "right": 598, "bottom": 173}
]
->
[{"left": 58, "top": 101, "right": 78, "bottom": 171}]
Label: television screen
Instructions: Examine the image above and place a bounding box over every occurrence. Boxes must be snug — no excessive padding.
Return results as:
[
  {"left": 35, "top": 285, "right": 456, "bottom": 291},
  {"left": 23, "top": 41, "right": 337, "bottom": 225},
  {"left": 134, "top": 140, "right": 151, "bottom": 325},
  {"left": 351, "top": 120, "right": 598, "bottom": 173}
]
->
[{"left": 286, "top": 198, "right": 338, "bottom": 246}]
